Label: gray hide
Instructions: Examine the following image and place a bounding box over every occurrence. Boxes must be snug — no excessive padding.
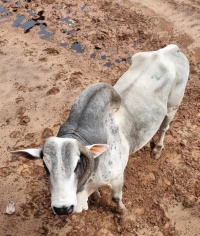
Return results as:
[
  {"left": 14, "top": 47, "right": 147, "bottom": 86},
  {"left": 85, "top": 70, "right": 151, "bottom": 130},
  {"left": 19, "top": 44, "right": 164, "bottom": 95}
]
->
[{"left": 57, "top": 83, "right": 121, "bottom": 145}]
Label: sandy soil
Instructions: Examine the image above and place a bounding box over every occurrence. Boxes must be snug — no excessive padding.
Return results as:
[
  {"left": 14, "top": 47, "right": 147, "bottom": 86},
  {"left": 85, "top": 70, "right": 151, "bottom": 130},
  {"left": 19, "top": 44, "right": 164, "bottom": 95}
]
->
[{"left": 0, "top": 0, "right": 199, "bottom": 235}]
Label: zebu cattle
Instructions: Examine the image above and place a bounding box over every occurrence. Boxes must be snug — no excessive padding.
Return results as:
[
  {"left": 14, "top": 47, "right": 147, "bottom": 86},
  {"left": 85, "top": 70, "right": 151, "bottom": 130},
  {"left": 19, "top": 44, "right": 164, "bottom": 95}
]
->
[{"left": 11, "top": 44, "right": 189, "bottom": 215}]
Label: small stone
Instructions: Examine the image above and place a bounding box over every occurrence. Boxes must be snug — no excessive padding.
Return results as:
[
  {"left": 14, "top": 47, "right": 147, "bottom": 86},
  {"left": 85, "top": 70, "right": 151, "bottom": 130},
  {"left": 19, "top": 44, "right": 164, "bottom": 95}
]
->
[
  {"left": 6, "top": 200, "right": 15, "bottom": 215},
  {"left": 180, "top": 139, "right": 187, "bottom": 147},
  {"left": 183, "top": 195, "right": 197, "bottom": 207}
]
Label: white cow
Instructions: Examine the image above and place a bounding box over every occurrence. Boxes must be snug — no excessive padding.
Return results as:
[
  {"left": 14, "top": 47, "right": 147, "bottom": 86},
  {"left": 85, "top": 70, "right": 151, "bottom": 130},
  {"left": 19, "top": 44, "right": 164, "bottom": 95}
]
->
[{"left": 11, "top": 45, "right": 189, "bottom": 215}]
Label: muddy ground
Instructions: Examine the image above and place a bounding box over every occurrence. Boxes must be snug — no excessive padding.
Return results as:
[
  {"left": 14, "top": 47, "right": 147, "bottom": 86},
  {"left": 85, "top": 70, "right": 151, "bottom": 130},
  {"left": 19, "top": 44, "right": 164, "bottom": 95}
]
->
[{"left": 0, "top": 0, "right": 200, "bottom": 235}]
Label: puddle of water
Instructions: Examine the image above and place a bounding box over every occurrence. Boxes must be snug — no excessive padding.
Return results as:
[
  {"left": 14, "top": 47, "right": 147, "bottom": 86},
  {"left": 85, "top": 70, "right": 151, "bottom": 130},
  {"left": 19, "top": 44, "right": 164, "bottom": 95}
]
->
[
  {"left": 0, "top": 5, "right": 6, "bottom": 13},
  {"left": 67, "top": 28, "right": 80, "bottom": 35},
  {"left": 0, "top": 12, "right": 12, "bottom": 18},
  {"left": 71, "top": 42, "right": 84, "bottom": 53},
  {"left": 39, "top": 23, "right": 53, "bottom": 40},
  {"left": 61, "top": 28, "right": 80, "bottom": 35},
  {"left": 15, "top": 1, "right": 21, "bottom": 5},
  {"left": 27, "top": 10, "right": 35, "bottom": 17},
  {"left": 12, "top": 14, "right": 25, "bottom": 27},
  {"left": 61, "top": 29, "right": 67, "bottom": 33},
  {"left": 0, "top": 5, "right": 12, "bottom": 18},
  {"left": 90, "top": 53, "right": 96, "bottom": 58},
  {"left": 101, "top": 55, "right": 106, "bottom": 60},
  {"left": 81, "top": 3, "right": 92, "bottom": 11},
  {"left": 132, "top": 42, "right": 137, "bottom": 48},
  {"left": 58, "top": 17, "right": 75, "bottom": 26},
  {"left": 60, "top": 42, "right": 67, "bottom": 47},
  {"left": 115, "top": 57, "right": 131, "bottom": 63},
  {"left": 104, "top": 62, "right": 112, "bottom": 67},
  {"left": 22, "top": 19, "right": 37, "bottom": 33},
  {"left": 115, "top": 59, "right": 121, "bottom": 63}
]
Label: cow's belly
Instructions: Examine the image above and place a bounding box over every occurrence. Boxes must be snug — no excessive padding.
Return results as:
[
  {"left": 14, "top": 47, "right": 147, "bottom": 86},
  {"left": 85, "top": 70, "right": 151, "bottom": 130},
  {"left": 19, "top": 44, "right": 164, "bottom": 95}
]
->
[{"left": 114, "top": 97, "right": 167, "bottom": 154}]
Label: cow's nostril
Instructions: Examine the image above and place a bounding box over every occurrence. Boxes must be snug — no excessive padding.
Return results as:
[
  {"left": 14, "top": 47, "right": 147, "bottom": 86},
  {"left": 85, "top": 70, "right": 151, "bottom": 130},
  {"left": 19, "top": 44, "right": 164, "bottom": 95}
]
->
[
  {"left": 53, "top": 205, "right": 74, "bottom": 215},
  {"left": 67, "top": 205, "right": 74, "bottom": 214}
]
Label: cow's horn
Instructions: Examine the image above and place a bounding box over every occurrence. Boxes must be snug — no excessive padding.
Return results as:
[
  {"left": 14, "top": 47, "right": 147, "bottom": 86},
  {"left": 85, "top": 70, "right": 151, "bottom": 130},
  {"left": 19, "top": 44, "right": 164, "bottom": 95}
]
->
[{"left": 77, "top": 144, "right": 94, "bottom": 192}]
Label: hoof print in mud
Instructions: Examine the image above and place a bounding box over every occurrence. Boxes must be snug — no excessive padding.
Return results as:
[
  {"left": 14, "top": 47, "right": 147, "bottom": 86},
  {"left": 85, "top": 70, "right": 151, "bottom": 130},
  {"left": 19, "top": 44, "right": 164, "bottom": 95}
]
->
[
  {"left": 46, "top": 87, "right": 60, "bottom": 95},
  {"left": 19, "top": 116, "right": 30, "bottom": 125}
]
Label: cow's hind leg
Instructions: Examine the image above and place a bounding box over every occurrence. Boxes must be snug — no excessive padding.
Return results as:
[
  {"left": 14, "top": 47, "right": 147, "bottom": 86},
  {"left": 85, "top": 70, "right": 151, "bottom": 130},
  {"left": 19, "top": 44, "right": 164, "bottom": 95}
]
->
[
  {"left": 111, "top": 174, "right": 127, "bottom": 213},
  {"left": 152, "top": 107, "right": 178, "bottom": 159}
]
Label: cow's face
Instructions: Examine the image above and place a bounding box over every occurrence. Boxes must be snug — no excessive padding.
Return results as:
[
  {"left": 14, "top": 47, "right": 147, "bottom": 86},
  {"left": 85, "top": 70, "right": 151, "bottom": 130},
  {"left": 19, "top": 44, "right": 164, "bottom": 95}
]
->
[
  {"left": 11, "top": 137, "right": 108, "bottom": 215},
  {"left": 43, "top": 137, "right": 83, "bottom": 215}
]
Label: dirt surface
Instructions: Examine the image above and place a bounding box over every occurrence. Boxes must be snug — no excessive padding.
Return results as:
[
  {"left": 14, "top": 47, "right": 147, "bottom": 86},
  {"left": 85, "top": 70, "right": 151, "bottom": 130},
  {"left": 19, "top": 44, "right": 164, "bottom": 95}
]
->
[{"left": 0, "top": 0, "right": 200, "bottom": 235}]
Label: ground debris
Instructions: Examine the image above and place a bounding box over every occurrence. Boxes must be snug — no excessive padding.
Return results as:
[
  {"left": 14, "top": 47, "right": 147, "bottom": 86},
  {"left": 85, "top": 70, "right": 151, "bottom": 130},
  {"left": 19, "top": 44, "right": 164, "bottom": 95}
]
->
[{"left": 6, "top": 200, "right": 15, "bottom": 215}]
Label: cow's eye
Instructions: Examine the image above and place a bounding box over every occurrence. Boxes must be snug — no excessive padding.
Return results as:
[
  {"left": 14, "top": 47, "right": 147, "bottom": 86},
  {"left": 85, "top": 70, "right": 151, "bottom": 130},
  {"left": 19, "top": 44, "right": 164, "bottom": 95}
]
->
[
  {"left": 43, "top": 161, "right": 50, "bottom": 176},
  {"left": 74, "top": 160, "right": 81, "bottom": 174}
]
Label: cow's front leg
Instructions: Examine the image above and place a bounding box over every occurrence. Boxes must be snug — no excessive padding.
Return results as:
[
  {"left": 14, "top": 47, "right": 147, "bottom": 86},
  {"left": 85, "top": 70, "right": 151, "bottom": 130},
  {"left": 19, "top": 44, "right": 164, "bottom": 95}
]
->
[
  {"left": 111, "top": 174, "right": 127, "bottom": 214},
  {"left": 75, "top": 190, "right": 89, "bottom": 213}
]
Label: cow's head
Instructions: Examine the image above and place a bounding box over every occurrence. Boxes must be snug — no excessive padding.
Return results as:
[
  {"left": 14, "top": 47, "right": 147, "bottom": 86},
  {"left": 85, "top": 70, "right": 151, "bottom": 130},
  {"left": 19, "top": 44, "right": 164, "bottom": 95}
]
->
[{"left": 11, "top": 137, "right": 108, "bottom": 215}]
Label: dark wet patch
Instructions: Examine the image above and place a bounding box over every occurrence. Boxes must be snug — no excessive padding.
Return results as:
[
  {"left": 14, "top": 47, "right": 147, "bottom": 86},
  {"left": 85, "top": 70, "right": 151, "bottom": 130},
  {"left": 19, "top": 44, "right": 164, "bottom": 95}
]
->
[
  {"left": 132, "top": 42, "right": 137, "bottom": 48},
  {"left": 0, "top": 5, "right": 6, "bottom": 13},
  {"left": 98, "top": 36, "right": 104, "bottom": 41},
  {"left": 33, "top": 11, "right": 45, "bottom": 21},
  {"left": 24, "top": 0, "right": 31, "bottom": 2},
  {"left": 115, "top": 57, "right": 131, "bottom": 63},
  {"left": 81, "top": 3, "right": 92, "bottom": 11},
  {"left": 104, "top": 62, "right": 112, "bottom": 67},
  {"left": 60, "top": 29, "right": 67, "bottom": 33},
  {"left": 1, "top": 0, "right": 12, "bottom": 3},
  {"left": 12, "top": 14, "right": 25, "bottom": 27},
  {"left": 15, "top": 1, "right": 21, "bottom": 5},
  {"left": 27, "top": 10, "right": 35, "bottom": 17},
  {"left": 61, "top": 28, "right": 80, "bottom": 35},
  {"left": 60, "top": 42, "right": 67, "bottom": 47},
  {"left": 12, "top": 13, "right": 48, "bottom": 34},
  {"left": 67, "top": 28, "right": 80, "bottom": 35},
  {"left": 0, "top": 12, "right": 12, "bottom": 18},
  {"left": 94, "top": 45, "right": 101, "bottom": 50},
  {"left": 22, "top": 19, "right": 37, "bottom": 33},
  {"left": 43, "top": 48, "right": 59, "bottom": 55},
  {"left": 43, "top": 0, "right": 54, "bottom": 4},
  {"left": 90, "top": 53, "right": 96, "bottom": 58},
  {"left": 101, "top": 55, "right": 106, "bottom": 60},
  {"left": 58, "top": 17, "right": 75, "bottom": 25},
  {"left": 0, "top": 6, "right": 12, "bottom": 18},
  {"left": 71, "top": 42, "right": 84, "bottom": 53},
  {"left": 115, "top": 59, "right": 121, "bottom": 63},
  {"left": 39, "top": 23, "right": 53, "bottom": 40}
]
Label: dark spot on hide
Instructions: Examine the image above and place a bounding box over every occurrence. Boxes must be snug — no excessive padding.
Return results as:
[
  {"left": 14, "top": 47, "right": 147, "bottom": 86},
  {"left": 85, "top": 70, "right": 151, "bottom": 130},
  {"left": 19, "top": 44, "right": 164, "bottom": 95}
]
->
[
  {"left": 43, "top": 160, "right": 50, "bottom": 176},
  {"left": 61, "top": 143, "right": 76, "bottom": 177},
  {"left": 108, "top": 161, "right": 112, "bottom": 166},
  {"left": 75, "top": 154, "right": 87, "bottom": 178}
]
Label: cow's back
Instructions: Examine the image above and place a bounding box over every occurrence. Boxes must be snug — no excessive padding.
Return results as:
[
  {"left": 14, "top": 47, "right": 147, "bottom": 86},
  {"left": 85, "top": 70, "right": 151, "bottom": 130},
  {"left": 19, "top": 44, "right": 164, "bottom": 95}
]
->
[{"left": 113, "top": 45, "right": 189, "bottom": 153}]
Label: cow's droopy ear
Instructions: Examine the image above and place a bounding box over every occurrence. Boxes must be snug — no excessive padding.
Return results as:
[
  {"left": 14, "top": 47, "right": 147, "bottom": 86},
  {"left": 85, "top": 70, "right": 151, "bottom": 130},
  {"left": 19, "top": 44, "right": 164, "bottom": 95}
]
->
[
  {"left": 10, "top": 148, "right": 42, "bottom": 160},
  {"left": 86, "top": 144, "right": 109, "bottom": 158}
]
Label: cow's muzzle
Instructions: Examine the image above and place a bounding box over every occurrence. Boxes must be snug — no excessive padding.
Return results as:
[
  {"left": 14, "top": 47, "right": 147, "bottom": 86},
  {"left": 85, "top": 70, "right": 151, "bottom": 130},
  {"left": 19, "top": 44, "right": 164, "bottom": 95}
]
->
[{"left": 53, "top": 205, "right": 74, "bottom": 215}]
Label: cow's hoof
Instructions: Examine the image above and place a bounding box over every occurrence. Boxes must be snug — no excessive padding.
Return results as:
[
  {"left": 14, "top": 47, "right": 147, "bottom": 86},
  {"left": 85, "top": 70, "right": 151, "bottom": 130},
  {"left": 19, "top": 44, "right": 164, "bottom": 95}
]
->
[
  {"left": 114, "top": 211, "right": 135, "bottom": 226},
  {"left": 151, "top": 147, "right": 163, "bottom": 159},
  {"left": 112, "top": 197, "right": 120, "bottom": 203}
]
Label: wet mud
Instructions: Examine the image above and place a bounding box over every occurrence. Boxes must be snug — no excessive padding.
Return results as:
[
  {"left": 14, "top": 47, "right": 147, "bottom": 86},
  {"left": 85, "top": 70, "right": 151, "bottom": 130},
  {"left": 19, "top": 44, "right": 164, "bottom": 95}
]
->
[{"left": 0, "top": 0, "right": 200, "bottom": 236}]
